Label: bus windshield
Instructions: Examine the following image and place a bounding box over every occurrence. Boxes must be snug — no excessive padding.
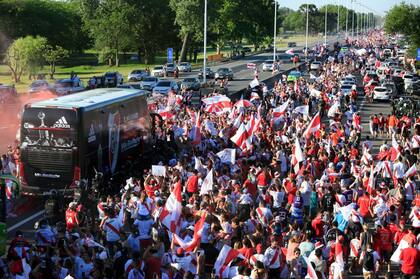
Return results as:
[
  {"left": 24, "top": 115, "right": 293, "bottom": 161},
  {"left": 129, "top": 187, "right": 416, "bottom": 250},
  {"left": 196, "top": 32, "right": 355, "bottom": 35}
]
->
[{"left": 21, "top": 108, "right": 77, "bottom": 148}]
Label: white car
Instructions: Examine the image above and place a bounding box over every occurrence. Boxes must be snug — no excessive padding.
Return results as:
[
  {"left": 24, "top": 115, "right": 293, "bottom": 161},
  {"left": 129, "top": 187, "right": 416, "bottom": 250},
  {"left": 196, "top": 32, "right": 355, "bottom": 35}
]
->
[
  {"left": 152, "top": 66, "right": 165, "bottom": 77},
  {"left": 373, "top": 86, "right": 391, "bottom": 101},
  {"left": 310, "top": 61, "right": 322, "bottom": 71},
  {"left": 262, "top": 60, "right": 274, "bottom": 71},
  {"left": 54, "top": 79, "right": 85, "bottom": 95},
  {"left": 340, "top": 77, "right": 356, "bottom": 85},
  {"left": 403, "top": 74, "right": 414, "bottom": 89},
  {"left": 178, "top": 62, "right": 192, "bottom": 72},
  {"left": 140, "top": 77, "right": 159, "bottom": 91},
  {"left": 152, "top": 80, "right": 179, "bottom": 95},
  {"left": 128, "top": 70, "right": 148, "bottom": 82},
  {"left": 340, "top": 84, "right": 353, "bottom": 96}
]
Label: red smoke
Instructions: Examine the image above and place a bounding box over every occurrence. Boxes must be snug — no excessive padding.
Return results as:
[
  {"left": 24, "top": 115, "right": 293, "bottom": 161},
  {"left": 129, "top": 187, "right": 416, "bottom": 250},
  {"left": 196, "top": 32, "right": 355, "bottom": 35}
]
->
[{"left": 0, "top": 90, "right": 57, "bottom": 153}]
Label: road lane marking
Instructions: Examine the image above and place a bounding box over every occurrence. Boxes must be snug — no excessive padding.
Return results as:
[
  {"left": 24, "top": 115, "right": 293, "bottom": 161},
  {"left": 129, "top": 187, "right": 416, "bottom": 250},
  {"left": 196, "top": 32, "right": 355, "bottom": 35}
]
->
[{"left": 7, "top": 210, "right": 45, "bottom": 233}]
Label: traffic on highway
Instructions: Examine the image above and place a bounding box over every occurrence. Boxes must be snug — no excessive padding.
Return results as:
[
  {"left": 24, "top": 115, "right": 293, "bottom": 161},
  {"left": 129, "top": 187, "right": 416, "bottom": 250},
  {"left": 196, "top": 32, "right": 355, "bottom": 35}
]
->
[{"left": 1, "top": 3, "right": 420, "bottom": 279}]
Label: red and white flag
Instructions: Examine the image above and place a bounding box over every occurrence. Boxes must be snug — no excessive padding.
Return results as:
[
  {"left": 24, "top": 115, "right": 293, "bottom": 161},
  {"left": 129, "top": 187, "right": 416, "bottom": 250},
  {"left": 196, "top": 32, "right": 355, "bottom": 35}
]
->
[
  {"left": 404, "top": 164, "right": 417, "bottom": 178},
  {"left": 390, "top": 134, "right": 401, "bottom": 161},
  {"left": 247, "top": 63, "right": 256, "bottom": 69},
  {"left": 173, "top": 212, "right": 207, "bottom": 252},
  {"left": 159, "top": 180, "right": 183, "bottom": 234},
  {"left": 214, "top": 245, "right": 245, "bottom": 279},
  {"left": 292, "top": 138, "right": 305, "bottom": 173},
  {"left": 202, "top": 95, "right": 232, "bottom": 112},
  {"left": 361, "top": 151, "right": 373, "bottom": 166},
  {"left": 390, "top": 239, "right": 409, "bottom": 263},
  {"left": 190, "top": 112, "right": 201, "bottom": 145},
  {"left": 303, "top": 112, "right": 321, "bottom": 139},
  {"left": 200, "top": 169, "right": 213, "bottom": 196},
  {"left": 230, "top": 123, "right": 252, "bottom": 151},
  {"left": 335, "top": 238, "right": 345, "bottom": 269},
  {"left": 234, "top": 99, "right": 253, "bottom": 109},
  {"left": 303, "top": 256, "right": 317, "bottom": 279},
  {"left": 272, "top": 100, "right": 290, "bottom": 118},
  {"left": 285, "top": 48, "right": 294, "bottom": 55},
  {"left": 293, "top": 105, "right": 309, "bottom": 115},
  {"left": 350, "top": 239, "right": 361, "bottom": 258},
  {"left": 158, "top": 109, "right": 175, "bottom": 120}
]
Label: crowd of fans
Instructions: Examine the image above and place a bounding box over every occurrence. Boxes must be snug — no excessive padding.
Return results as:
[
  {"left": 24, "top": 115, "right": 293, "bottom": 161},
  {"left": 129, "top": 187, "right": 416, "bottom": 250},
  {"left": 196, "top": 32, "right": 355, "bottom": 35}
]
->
[{"left": 3, "top": 30, "right": 419, "bottom": 279}]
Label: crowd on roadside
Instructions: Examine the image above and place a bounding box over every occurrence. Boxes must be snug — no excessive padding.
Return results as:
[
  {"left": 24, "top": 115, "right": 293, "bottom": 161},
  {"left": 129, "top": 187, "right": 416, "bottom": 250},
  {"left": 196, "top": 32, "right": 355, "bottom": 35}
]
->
[{"left": 4, "top": 30, "right": 420, "bottom": 279}]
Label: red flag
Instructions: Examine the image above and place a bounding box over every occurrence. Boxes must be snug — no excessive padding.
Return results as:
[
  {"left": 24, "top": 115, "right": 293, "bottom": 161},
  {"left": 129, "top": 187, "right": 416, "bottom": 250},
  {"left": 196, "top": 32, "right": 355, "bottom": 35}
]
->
[
  {"left": 303, "top": 112, "right": 321, "bottom": 139},
  {"left": 272, "top": 100, "right": 290, "bottom": 118},
  {"left": 214, "top": 245, "right": 245, "bottom": 278},
  {"left": 173, "top": 212, "right": 207, "bottom": 252},
  {"left": 404, "top": 164, "right": 417, "bottom": 178},
  {"left": 230, "top": 123, "right": 252, "bottom": 151},
  {"left": 159, "top": 180, "right": 183, "bottom": 234}
]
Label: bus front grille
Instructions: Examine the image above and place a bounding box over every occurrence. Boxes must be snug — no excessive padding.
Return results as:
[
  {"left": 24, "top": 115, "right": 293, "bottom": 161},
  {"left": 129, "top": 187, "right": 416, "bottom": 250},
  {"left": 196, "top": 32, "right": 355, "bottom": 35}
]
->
[{"left": 27, "top": 150, "right": 73, "bottom": 172}]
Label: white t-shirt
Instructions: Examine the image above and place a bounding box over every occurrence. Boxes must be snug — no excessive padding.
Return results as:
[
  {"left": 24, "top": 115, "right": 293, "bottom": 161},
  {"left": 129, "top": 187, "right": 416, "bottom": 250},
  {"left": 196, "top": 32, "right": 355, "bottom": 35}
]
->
[
  {"left": 393, "top": 162, "right": 406, "bottom": 179},
  {"left": 74, "top": 257, "right": 93, "bottom": 279},
  {"left": 103, "top": 218, "right": 123, "bottom": 242},
  {"left": 133, "top": 218, "right": 154, "bottom": 240}
]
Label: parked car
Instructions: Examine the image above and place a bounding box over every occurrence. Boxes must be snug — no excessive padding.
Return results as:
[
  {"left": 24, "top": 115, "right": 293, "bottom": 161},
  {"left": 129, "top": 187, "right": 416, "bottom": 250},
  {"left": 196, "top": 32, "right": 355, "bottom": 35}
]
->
[
  {"left": 215, "top": 68, "right": 234, "bottom": 81},
  {"left": 0, "top": 85, "right": 17, "bottom": 103},
  {"left": 28, "top": 80, "right": 52, "bottom": 94},
  {"left": 178, "top": 62, "right": 192, "bottom": 72},
  {"left": 140, "top": 77, "right": 159, "bottom": 91},
  {"left": 104, "top": 72, "right": 123, "bottom": 87},
  {"left": 198, "top": 68, "right": 215, "bottom": 79},
  {"left": 242, "top": 47, "right": 252, "bottom": 53},
  {"left": 152, "top": 66, "right": 165, "bottom": 77},
  {"left": 262, "top": 60, "right": 274, "bottom": 72},
  {"left": 54, "top": 78, "right": 85, "bottom": 95},
  {"left": 128, "top": 70, "right": 148, "bottom": 82},
  {"left": 287, "top": 42, "right": 297, "bottom": 47},
  {"left": 310, "top": 61, "right": 322, "bottom": 71},
  {"left": 406, "top": 80, "right": 420, "bottom": 96},
  {"left": 403, "top": 73, "right": 415, "bottom": 90},
  {"left": 277, "top": 53, "right": 293, "bottom": 63},
  {"left": 181, "top": 77, "right": 201, "bottom": 91},
  {"left": 373, "top": 86, "right": 391, "bottom": 101},
  {"left": 381, "top": 81, "right": 398, "bottom": 98},
  {"left": 165, "top": 63, "right": 177, "bottom": 76},
  {"left": 340, "top": 84, "right": 353, "bottom": 96},
  {"left": 363, "top": 72, "right": 379, "bottom": 85},
  {"left": 152, "top": 80, "right": 179, "bottom": 95}
]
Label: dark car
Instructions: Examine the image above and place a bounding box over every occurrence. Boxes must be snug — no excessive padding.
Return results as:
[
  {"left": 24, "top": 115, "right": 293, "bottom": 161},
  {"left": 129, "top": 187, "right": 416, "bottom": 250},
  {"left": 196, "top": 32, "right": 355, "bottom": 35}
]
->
[
  {"left": 407, "top": 80, "right": 420, "bottom": 96},
  {"left": 392, "top": 76, "right": 405, "bottom": 94},
  {"left": 215, "top": 68, "right": 233, "bottom": 81},
  {"left": 198, "top": 67, "right": 215, "bottom": 79},
  {"left": 242, "top": 47, "right": 252, "bottom": 53},
  {"left": 181, "top": 77, "right": 201, "bottom": 91},
  {"left": 28, "top": 80, "right": 52, "bottom": 94},
  {"left": 288, "top": 42, "right": 297, "bottom": 47}
]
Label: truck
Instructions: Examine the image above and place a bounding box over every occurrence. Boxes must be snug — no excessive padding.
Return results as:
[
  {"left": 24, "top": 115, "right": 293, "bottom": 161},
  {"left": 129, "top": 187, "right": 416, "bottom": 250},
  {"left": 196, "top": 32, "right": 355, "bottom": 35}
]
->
[{"left": 19, "top": 88, "right": 153, "bottom": 194}]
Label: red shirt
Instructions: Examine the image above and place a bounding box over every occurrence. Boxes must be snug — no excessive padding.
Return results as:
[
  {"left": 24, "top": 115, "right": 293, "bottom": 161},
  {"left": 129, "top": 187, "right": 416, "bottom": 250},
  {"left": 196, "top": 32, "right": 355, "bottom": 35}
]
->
[
  {"left": 243, "top": 179, "right": 257, "bottom": 197},
  {"left": 65, "top": 209, "right": 78, "bottom": 231},
  {"left": 400, "top": 247, "right": 419, "bottom": 275},
  {"left": 377, "top": 227, "right": 393, "bottom": 251},
  {"left": 145, "top": 256, "right": 162, "bottom": 279},
  {"left": 357, "top": 195, "right": 371, "bottom": 217},
  {"left": 186, "top": 175, "right": 199, "bottom": 193},
  {"left": 284, "top": 181, "right": 297, "bottom": 204},
  {"left": 311, "top": 216, "right": 324, "bottom": 238},
  {"left": 257, "top": 172, "right": 268, "bottom": 187}
]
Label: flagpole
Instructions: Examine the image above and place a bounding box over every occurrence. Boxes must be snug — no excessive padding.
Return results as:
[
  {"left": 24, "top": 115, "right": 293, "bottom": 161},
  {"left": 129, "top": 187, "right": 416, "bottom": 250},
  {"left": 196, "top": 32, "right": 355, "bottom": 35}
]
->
[
  {"left": 305, "top": 3, "right": 309, "bottom": 61},
  {"left": 203, "top": 0, "right": 207, "bottom": 84},
  {"left": 273, "top": 0, "right": 277, "bottom": 63}
]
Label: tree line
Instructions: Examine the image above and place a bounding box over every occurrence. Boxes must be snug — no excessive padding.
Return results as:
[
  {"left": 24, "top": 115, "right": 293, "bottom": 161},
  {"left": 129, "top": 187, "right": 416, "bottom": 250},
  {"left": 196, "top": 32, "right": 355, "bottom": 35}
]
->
[{"left": 0, "top": 0, "right": 385, "bottom": 83}]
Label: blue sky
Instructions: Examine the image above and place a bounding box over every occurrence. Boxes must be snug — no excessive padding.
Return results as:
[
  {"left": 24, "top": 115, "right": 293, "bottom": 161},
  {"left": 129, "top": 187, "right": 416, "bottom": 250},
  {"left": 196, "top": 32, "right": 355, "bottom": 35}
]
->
[{"left": 277, "top": 0, "right": 420, "bottom": 15}]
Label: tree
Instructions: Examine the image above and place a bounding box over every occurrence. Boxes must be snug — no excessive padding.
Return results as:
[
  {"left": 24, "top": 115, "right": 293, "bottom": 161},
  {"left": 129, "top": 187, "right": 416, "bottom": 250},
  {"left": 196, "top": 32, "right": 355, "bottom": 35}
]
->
[
  {"left": 385, "top": 3, "right": 420, "bottom": 47},
  {"left": 4, "top": 36, "right": 47, "bottom": 83},
  {"left": 78, "top": 0, "right": 132, "bottom": 66},
  {"left": 43, "top": 45, "right": 69, "bottom": 79},
  {"left": 169, "top": 0, "right": 204, "bottom": 62},
  {"left": 0, "top": 0, "right": 90, "bottom": 53}
]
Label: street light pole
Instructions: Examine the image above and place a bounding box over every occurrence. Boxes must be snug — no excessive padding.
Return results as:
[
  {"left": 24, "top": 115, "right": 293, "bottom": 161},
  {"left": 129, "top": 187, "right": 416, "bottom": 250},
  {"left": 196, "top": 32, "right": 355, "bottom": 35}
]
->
[
  {"left": 273, "top": 0, "right": 277, "bottom": 63},
  {"left": 203, "top": 0, "right": 207, "bottom": 84},
  {"left": 324, "top": 4, "right": 328, "bottom": 45},
  {"left": 345, "top": 5, "right": 348, "bottom": 38},
  {"left": 351, "top": 0, "right": 355, "bottom": 38},
  {"left": 305, "top": 3, "right": 309, "bottom": 60},
  {"left": 337, "top": 1, "right": 340, "bottom": 38}
]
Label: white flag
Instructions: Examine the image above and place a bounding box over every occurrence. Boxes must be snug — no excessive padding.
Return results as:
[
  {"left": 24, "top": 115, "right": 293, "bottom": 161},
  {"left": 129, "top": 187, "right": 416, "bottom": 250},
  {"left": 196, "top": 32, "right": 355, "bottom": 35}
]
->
[
  {"left": 293, "top": 105, "right": 309, "bottom": 115},
  {"left": 249, "top": 78, "right": 259, "bottom": 88},
  {"left": 194, "top": 157, "right": 206, "bottom": 173},
  {"left": 217, "top": 149, "right": 236, "bottom": 165},
  {"left": 200, "top": 169, "right": 213, "bottom": 196}
]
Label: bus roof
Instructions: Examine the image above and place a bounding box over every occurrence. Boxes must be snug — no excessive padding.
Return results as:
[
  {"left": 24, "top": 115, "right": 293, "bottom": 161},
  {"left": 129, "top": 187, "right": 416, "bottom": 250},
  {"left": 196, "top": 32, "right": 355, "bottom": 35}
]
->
[{"left": 29, "top": 88, "right": 147, "bottom": 110}]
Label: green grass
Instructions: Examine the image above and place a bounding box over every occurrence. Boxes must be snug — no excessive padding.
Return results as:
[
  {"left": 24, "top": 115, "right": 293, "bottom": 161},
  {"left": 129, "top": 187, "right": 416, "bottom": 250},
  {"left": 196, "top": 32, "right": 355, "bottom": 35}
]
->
[{"left": 0, "top": 34, "right": 322, "bottom": 93}]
